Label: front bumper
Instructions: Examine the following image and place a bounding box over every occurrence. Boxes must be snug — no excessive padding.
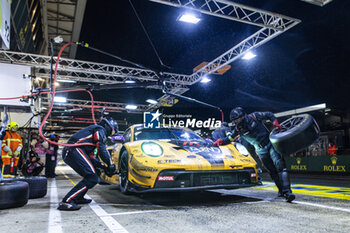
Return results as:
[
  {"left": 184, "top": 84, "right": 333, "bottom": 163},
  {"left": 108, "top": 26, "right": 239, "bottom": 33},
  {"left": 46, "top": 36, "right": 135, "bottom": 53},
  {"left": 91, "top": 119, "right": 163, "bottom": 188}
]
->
[{"left": 129, "top": 168, "right": 257, "bottom": 193}]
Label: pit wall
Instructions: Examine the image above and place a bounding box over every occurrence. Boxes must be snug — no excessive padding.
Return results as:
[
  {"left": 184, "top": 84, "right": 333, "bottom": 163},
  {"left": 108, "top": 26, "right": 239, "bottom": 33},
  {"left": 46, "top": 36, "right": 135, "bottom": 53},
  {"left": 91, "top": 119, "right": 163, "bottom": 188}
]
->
[{"left": 285, "top": 155, "right": 350, "bottom": 174}]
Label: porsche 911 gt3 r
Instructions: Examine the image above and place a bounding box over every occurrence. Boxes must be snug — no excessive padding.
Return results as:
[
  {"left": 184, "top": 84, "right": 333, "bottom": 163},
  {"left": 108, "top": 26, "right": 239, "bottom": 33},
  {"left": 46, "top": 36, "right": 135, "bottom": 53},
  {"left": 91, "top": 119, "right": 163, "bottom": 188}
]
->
[{"left": 102, "top": 125, "right": 259, "bottom": 193}]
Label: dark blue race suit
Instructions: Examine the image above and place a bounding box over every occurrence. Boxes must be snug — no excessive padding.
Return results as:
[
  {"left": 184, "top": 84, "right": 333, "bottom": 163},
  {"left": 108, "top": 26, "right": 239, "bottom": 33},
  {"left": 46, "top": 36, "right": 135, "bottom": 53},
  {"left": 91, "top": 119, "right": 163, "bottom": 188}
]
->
[
  {"left": 61, "top": 125, "right": 113, "bottom": 203},
  {"left": 222, "top": 112, "right": 293, "bottom": 195}
]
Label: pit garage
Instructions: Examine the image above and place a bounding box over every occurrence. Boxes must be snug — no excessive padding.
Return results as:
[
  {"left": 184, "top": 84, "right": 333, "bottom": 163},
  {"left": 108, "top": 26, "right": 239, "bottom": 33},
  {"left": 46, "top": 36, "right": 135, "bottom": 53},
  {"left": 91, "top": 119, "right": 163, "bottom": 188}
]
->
[{"left": 1, "top": 0, "right": 350, "bottom": 232}]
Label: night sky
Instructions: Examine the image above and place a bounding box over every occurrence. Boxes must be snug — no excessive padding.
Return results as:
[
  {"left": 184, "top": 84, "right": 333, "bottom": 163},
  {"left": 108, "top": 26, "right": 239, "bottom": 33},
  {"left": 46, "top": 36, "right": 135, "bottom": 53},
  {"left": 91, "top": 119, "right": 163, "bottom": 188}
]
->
[{"left": 75, "top": 0, "right": 350, "bottom": 116}]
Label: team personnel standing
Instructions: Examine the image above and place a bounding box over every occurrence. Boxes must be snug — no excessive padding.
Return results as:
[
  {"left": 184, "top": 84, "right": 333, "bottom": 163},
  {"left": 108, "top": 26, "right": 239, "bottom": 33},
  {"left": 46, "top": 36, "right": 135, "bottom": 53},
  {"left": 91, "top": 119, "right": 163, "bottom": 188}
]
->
[
  {"left": 213, "top": 107, "right": 295, "bottom": 202},
  {"left": 58, "top": 117, "right": 118, "bottom": 211},
  {"left": 1, "top": 122, "right": 23, "bottom": 178}
]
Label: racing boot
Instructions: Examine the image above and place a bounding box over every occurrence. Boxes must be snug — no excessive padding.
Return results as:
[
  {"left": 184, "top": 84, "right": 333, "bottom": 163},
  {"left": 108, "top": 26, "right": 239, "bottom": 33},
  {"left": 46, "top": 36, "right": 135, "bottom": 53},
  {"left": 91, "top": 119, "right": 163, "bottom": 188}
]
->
[
  {"left": 57, "top": 201, "right": 81, "bottom": 211},
  {"left": 278, "top": 169, "right": 295, "bottom": 202},
  {"left": 270, "top": 172, "right": 283, "bottom": 198}
]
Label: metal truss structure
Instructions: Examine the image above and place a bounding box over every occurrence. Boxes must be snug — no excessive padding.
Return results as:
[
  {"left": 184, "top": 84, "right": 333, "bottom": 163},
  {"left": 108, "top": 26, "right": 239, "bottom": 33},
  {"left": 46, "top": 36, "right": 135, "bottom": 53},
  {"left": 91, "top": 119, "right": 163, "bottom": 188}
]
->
[
  {"left": 0, "top": 0, "right": 300, "bottom": 116},
  {"left": 41, "top": 98, "right": 150, "bottom": 113},
  {"left": 300, "top": 0, "right": 332, "bottom": 7}
]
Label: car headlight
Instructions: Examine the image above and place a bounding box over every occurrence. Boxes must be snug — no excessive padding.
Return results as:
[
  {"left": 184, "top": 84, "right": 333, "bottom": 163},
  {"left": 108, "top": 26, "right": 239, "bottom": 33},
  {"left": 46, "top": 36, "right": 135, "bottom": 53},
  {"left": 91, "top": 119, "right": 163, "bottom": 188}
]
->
[
  {"left": 141, "top": 142, "right": 163, "bottom": 157},
  {"left": 234, "top": 143, "right": 249, "bottom": 156}
]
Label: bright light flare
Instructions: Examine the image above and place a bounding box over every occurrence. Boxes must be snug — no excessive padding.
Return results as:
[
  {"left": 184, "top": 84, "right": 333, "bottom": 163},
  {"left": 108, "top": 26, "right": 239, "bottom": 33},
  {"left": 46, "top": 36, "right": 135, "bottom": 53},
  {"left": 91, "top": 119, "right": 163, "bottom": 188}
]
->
[
  {"left": 125, "top": 80, "right": 135, "bottom": 84},
  {"left": 125, "top": 105, "right": 137, "bottom": 110},
  {"left": 54, "top": 97, "right": 67, "bottom": 103},
  {"left": 178, "top": 13, "right": 200, "bottom": 24},
  {"left": 242, "top": 51, "right": 256, "bottom": 60},
  {"left": 200, "top": 76, "right": 211, "bottom": 83},
  {"left": 146, "top": 99, "right": 158, "bottom": 105}
]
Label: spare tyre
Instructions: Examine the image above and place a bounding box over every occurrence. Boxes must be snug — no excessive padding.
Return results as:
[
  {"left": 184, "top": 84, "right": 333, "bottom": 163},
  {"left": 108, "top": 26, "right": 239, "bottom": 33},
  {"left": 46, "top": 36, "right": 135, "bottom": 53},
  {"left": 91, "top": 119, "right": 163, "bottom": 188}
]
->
[
  {"left": 269, "top": 114, "right": 320, "bottom": 155},
  {"left": 0, "top": 180, "right": 29, "bottom": 209},
  {"left": 7, "top": 176, "right": 47, "bottom": 199}
]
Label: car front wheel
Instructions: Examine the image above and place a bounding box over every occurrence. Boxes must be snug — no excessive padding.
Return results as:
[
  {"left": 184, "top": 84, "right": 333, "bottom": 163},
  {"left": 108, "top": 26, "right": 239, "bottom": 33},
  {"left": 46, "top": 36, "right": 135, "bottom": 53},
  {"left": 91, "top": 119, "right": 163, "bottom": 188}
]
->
[{"left": 118, "top": 150, "right": 130, "bottom": 194}]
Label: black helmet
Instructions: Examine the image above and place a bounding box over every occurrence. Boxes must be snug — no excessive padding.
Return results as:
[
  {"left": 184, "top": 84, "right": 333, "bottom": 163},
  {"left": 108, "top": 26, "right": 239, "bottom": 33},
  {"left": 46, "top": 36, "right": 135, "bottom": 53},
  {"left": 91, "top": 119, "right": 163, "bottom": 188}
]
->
[
  {"left": 99, "top": 117, "right": 118, "bottom": 136},
  {"left": 229, "top": 107, "right": 245, "bottom": 122}
]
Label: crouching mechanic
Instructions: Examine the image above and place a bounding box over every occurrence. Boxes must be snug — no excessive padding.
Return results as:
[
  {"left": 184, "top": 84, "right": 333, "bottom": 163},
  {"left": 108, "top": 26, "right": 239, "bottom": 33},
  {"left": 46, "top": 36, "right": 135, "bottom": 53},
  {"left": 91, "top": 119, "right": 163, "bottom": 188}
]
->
[
  {"left": 58, "top": 117, "right": 118, "bottom": 211},
  {"left": 213, "top": 107, "right": 295, "bottom": 202}
]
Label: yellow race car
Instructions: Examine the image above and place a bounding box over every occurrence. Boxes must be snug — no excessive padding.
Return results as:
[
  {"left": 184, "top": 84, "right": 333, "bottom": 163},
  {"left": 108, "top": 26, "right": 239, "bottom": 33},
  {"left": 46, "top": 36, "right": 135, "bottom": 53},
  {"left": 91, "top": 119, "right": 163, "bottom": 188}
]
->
[{"left": 102, "top": 125, "right": 259, "bottom": 193}]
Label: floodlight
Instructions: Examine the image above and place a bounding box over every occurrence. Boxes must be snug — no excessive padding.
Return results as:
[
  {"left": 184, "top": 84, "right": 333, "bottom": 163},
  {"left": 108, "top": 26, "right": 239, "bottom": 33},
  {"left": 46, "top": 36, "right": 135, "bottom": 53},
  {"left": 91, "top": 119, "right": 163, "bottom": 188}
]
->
[
  {"left": 178, "top": 13, "right": 200, "bottom": 24},
  {"left": 146, "top": 99, "right": 158, "bottom": 105},
  {"left": 200, "top": 76, "right": 211, "bottom": 83},
  {"left": 54, "top": 97, "right": 67, "bottom": 103},
  {"left": 242, "top": 51, "right": 256, "bottom": 60},
  {"left": 125, "top": 105, "right": 137, "bottom": 110}
]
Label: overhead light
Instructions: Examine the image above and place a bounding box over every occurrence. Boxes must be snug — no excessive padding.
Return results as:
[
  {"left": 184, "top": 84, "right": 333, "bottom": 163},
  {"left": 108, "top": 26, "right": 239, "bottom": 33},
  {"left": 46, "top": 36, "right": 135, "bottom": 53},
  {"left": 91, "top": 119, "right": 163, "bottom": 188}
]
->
[
  {"left": 57, "top": 79, "right": 76, "bottom": 83},
  {"left": 125, "top": 80, "right": 136, "bottom": 84},
  {"left": 55, "top": 82, "right": 60, "bottom": 87},
  {"left": 54, "top": 97, "right": 67, "bottom": 103},
  {"left": 200, "top": 76, "right": 211, "bottom": 83},
  {"left": 178, "top": 13, "right": 200, "bottom": 24},
  {"left": 242, "top": 51, "right": 256, "bottom": 60},
  {"left": 125, "top": 105, "right": 137, "bottom": 110},
  {"left": 146, "top": 99, "right": 158, "bottom": 105}
]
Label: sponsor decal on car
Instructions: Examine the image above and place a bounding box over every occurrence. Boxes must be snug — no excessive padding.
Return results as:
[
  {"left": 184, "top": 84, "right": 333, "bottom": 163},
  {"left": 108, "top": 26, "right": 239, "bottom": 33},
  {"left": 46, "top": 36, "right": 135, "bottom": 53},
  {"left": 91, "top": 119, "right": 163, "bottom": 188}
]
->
[
  {"left": 158, "top": 176, "right": 174, "bottom": 181},
  {"left": 240, "top": 158, "right": 252, "bottom": 163},
  {"left": 157, "top": 159, "right": 182, "bottom": 164}
]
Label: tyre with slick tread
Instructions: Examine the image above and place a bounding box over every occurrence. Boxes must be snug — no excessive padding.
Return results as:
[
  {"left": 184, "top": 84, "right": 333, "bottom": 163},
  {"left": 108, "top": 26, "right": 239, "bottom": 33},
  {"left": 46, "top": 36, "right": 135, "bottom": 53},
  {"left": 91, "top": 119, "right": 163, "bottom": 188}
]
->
[
  {"left": 0, "top": 180, "right": 29, "bottom": 209},
  {"left": 269, "top": 114, "right": 320, "bottom": 155},
  {"left": 8, "top": 176, "right": 47, "bottom": 199},
  {"left": 118, "top": 150, "right": 131, "bottom": 194}
]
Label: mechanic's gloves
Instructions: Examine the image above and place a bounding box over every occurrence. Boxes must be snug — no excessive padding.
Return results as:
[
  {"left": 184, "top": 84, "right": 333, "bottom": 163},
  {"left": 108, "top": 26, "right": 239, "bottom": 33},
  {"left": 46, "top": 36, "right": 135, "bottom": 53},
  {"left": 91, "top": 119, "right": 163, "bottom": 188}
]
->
[
  {"left": 213, "top": 138, "right": 223, "bottom": 147},
  {"left": 272, "top": 120, "right": 283, "bottom": 129},
  {"left": 105, "top": 164, "right": 117, "bottom": 177},
  {"left": 7, "top": 150, "right": 13, "bottom": 156},
  {"left": 14, "top": 150, "right": 20, "bottom": 156}
]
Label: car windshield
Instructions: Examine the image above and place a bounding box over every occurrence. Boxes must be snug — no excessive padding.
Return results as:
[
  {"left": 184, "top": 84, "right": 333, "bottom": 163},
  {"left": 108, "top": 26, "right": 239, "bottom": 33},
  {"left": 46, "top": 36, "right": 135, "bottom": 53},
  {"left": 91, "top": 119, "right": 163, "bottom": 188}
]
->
[{"left": 134, "top": 127, "right": 204, "bottom": 142}]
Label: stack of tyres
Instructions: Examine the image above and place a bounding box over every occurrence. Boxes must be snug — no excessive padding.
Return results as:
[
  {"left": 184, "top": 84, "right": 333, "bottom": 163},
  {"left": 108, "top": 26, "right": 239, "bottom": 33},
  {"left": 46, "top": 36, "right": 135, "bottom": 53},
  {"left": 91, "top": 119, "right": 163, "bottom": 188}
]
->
[
  {"left": 7, "top": 176, "right": 47, "bottom": 199},
  {"left": 0, "top": 180, "right": 29, "bottom": 209}
]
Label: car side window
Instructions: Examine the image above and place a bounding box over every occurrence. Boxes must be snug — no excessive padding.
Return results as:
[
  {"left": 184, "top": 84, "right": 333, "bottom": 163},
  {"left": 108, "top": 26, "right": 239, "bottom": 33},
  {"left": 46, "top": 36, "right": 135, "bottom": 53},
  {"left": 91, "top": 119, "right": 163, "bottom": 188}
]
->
[{"left": 124, "top": 129, "right": 132, "bottom": 142}]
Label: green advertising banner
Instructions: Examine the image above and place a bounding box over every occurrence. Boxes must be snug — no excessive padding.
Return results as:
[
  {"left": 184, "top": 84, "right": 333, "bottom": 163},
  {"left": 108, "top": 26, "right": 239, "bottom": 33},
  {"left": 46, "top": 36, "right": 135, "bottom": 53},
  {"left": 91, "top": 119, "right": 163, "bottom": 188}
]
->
[{"left": 285, "top": 155, "right": 350, "bottom": 174}]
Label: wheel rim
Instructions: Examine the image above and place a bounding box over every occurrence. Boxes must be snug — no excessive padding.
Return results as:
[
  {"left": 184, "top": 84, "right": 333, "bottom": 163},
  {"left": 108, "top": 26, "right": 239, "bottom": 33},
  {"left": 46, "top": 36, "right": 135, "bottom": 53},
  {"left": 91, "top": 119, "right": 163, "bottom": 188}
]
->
[
  {"left": 119, "top": 154, "right": 128, "bottom": 189},
  {"left": 274, "top": 115, "right": 305, "bottom": 133}
]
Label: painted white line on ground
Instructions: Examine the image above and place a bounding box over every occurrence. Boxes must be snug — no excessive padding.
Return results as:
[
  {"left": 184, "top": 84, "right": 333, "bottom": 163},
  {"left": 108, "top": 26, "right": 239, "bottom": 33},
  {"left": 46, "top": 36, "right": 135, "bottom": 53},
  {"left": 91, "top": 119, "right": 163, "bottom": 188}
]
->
[
  {"left": 100, "top": 209, "right": 171, "bottom": 217},
  {"left": 89, "top": 203, "right": 164, "bottom": 208},
  {"left": 86, "top": 195, "right": 129, "bottom": 233},
  {"left": 48, "top": 179, "right": 63, "bottom": 233},
  {"left": 295, "top": 201, "right": 350, "bottom": 213},
  {"left": 60, "top": 169, "right": 129, "bottom": 233}
]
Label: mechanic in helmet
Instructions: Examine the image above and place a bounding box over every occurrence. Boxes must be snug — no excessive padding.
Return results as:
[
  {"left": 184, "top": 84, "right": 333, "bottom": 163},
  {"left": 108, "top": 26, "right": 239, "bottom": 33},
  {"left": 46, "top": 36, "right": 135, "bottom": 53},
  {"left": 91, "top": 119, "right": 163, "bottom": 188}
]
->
[
  {"left": 213, "top": 107, "right": 295, "bottom": 202},
  {"left": 58, "top": 117, "right": 118, "bottom": 211},
  {"left": 1, "top": 121, "right": 23, "bottom": 178}
]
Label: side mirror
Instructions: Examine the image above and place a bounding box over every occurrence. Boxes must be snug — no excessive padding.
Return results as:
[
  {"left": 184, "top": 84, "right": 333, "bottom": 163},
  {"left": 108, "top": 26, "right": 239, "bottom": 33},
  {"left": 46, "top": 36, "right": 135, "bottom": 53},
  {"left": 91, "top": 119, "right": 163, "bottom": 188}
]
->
[{"left": 111, "top": 135, "right": 125, "bottom": 143}]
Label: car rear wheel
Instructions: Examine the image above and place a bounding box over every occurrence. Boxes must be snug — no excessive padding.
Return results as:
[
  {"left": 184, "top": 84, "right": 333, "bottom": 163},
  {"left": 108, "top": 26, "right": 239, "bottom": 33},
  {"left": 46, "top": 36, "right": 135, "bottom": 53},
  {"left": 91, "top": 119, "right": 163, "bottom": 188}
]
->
[
  {"left": 269, "top": 114, "right": 320, "bottom": 155},
  {"left": 119, "top": 150, "right": 130, "bottom": 194}
]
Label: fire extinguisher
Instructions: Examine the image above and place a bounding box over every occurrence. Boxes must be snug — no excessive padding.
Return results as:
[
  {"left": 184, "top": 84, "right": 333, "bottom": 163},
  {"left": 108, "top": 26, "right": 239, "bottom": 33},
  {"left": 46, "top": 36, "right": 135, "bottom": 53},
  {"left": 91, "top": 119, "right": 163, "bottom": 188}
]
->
[{"left": 9, "top": 155, "right": 15, "bottom": 173}]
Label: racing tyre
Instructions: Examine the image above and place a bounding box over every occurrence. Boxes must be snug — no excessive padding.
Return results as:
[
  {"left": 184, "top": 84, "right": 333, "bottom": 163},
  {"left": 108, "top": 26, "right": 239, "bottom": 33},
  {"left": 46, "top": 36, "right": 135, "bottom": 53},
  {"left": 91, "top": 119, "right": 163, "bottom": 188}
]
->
[
  {"left": 118, "top": 150, "right": 130, "bottom": 194},
  {"left": 269, "top": 114, "right": 320, "bottom": 155},
  {"left": 8, "top": 177, "right": 47, "bottom": 199},
  {"left": 0, "top": 180, "right": 29, "bottom": 209}
]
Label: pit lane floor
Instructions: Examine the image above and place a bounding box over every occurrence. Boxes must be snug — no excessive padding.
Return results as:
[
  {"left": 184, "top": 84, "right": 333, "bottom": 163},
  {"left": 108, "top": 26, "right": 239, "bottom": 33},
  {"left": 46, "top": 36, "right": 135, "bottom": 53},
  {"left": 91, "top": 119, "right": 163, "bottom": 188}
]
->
[{"left": 1, "top": 166, "right": 350, "bottom": 233}]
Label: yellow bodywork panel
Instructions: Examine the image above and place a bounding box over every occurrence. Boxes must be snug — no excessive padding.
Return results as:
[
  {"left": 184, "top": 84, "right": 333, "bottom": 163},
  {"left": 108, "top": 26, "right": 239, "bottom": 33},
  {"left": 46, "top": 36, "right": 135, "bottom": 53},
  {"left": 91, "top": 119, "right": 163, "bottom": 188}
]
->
[{"left": 101, "top": 125, "right": 258, "bottom": 189}]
